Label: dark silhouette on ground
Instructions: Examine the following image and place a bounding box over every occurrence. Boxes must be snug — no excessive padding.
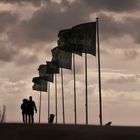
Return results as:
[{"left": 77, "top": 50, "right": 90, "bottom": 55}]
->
[
  {"left": 21, "top": 99, "right": 28, "bottom": 123},
  {"left": 28, "top": 96, "right": 37, "bottom": 123},
  {"left": 48, "top": 114, "right": 55, "bottom": 124},
  {"left": 105, "top": 121, "right": 112, "bottom": 126}
]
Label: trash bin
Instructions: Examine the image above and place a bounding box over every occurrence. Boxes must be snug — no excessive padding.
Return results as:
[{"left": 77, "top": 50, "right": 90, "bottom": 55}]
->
[{"left": 49, "top": 114, "right": 55, "bottom": 124}]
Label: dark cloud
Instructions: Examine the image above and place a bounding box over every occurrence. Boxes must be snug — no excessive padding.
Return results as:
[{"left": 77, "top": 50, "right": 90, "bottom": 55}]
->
[
  {"left": 8, "top": 2, "right": 89, "bottom": 46},
  {"left": 0, "top": 43, "right": 18, "bottom": 62},
  {"left": 96, "top": 14, "right": 140, "bottom": 45},
  {"left": 83, "top": 0, "right": 140, "bottom": 12},
  {"left": 2, "top": 0, "right": 140, "bottom": 13},
  {"left": 124, "top": 17, "right": 140, "bottom": 44},
  {"left": 0, "top": 11, "right": 18, "bottom": 33},
  {"left": 1, "top": 0, "right": 50, "bottom": 6},
  {"left": 0, "top": 43, "right": 38, "bottom": 65},
  {"left": 1, "top": 1, "right": 140, "bottom": 51},
  {"left": 99, "top": 14, "right": 127, "bottom": 39}
]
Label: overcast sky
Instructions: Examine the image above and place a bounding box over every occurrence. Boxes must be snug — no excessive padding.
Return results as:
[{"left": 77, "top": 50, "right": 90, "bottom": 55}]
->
[{"left": 0, "top": 0, "right": 140, "bottom": 126}]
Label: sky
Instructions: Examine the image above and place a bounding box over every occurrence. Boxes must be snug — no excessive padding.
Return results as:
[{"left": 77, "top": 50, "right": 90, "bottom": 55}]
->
[{"left": 0, "top": 0, "right": 140, "bottom": 126}]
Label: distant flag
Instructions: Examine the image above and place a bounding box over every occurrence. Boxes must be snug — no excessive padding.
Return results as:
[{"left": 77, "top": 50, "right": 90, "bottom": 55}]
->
[
  {"left": 38, "top": 64, "right": 54, "bottom": 82},
  {"left": 58, "top": 22, "right": 96, "bottom": 56},
  {"left": 32, "top": 77, "right": 47, "bottom": 92},
  {"left": 51, "top": 47, "right": 72, "bottom": 70},
  {"left": 46, "top": 61, "right": 59, "bottom": 74}
]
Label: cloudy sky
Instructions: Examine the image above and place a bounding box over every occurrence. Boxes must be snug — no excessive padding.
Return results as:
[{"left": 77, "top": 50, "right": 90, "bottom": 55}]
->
[{"left": 0, "top": 0, "right": 140, "bottom": 126}]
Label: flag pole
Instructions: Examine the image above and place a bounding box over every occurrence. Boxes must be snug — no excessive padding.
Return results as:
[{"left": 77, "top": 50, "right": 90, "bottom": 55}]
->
[
  {"left": 85, "top": 52, "right": 88, "bottom": 125},
  {"left": 48, "top": 82, "right": 50, "bottom": 123},
  {"left": 39, "top": 91, "right": 42, "bottom": 123},
  {"left": 55, "top": 74, "right": 58, "bottom": 124},
  {"left": 61, "top": 67, "right": 65, "bottom": 124},
  {"left": 73, "top": 53, "right": 77, "bottom": 124},
  {"left": 96, "top": 17, "right": 102, "bottom": 126}
]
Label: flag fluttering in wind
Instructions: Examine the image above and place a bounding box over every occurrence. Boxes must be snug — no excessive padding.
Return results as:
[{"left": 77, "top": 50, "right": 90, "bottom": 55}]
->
[
  {"left": 38, "top": 64, "right": 54, "bottom": 82},
  {"left": 32, "top": 77, "right": 48, "bottom": 92},
  {"left": 32, "top": 19, "right": 103, "bottom": 125},
  {"left": 58, "top": 22, "right": 96, "bottom": 56},
  {"left": 51, "top": 47, "right": 72, "bottom": 70},
  {"left": 46, "top": 61, "right": 59, "bottom": 74}
]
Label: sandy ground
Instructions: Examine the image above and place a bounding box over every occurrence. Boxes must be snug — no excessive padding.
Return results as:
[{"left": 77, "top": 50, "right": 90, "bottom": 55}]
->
[{"left": 0, "top": 123, "right": 140, "bottom": 140}]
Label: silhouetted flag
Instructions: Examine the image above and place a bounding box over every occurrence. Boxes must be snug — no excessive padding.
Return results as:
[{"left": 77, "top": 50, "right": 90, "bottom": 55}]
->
[
  {"left": 58, "top": 29, "right": 82, "bottom": 56},
  {"left": 58, "top": 22, "right": 96, "bottom": 56},
  {"left": 38, "top": 64, "right": 54, "bottom": 82},
  {"left": 32, "top": 77, "right": 41, "bottom": 84},
  {"left": 32, "top": 77, "right": 47, "bottom": 92},
  {"left": 46, "top": 61, "right": 59, "bottom": 74},
  {"left": 51, "top": 47, "right": 72, "bottom": 70}
]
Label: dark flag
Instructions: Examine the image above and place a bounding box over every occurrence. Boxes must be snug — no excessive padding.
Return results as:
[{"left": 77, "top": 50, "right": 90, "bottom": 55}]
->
[
  {"left": 51, "top": 47, "right": 72, "bottom": 70},
  {"left": 58, "top": 22, "right": 96, "bottom": 56},
  {"left": 46, "top": 61, "right": 59, "bottom": 74},
  {"left": 32, "top": 77, "right": 41, "bottom": 84},
  {"left": 32, "top": 77, "right": 47, "bottom": 92},
  {"left": 58, "top": 29, "right": 82, "bottom": 56},
  {"left": 38, "top": 64, "right": 54, "bottom": 82}
]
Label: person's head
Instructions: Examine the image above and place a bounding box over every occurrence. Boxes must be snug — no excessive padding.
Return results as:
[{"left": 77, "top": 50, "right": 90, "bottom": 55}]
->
[
  {"left": 23, "top": 99, "right": 28, "bottom": 103},
  {"left": 29, "top": 96, "right": 32, "bottom": 100}
]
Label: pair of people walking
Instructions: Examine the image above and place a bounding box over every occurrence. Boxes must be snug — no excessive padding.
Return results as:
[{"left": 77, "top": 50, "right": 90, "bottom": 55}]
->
[{"left": 21, "top": 96, "right": 37, "bottom": 123}]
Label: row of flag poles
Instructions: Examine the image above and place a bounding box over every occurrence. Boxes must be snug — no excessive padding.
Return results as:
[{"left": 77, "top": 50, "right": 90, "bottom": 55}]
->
[{"left": 32, "top": 18, "right": 102, "bottom": 126}]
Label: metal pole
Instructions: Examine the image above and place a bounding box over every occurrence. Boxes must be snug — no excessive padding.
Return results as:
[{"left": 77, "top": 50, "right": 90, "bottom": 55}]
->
[
  {"left": 85, "top": 53, "right": 88, "bottom": 125},
  {"left": 61, "top": 67, "right": 65, "bottom": 124},
  {"left": 96, "top": 17, "right": 102, "bottom": 126},
  {"left": 55, "top": 74, "right": 58, "bottom": 123},
  {"left": 48, "top": 82, "right": 50, "bottom": 123},
  {"left": 39, "top": 91, "right": 41, "bottom": 123},
  {"left": 73, "top": 53, "right": 77, "bottom": 124}
]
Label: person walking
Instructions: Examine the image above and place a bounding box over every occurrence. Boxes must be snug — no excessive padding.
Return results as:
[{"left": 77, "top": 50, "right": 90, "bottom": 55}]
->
[
  {"left": 28, "top": 96, "right": 37, "bottom": 123},
  {"left": 21, "top": 99, "right": 28, "bottom": 123}
]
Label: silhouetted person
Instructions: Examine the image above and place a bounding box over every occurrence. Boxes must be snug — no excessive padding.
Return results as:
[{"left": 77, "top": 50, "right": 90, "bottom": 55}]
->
[
  {"left": 28, "top": 96, "right": 37, "bottom": 123},
  {"left": 21, "top": 99, "right": 28, "bottom": 123}
]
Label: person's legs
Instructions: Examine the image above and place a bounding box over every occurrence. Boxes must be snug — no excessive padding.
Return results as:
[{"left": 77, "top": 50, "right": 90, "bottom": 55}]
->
[
  {"left": 22, "top": 114, "right": 26, "bottom": 123},
  {"left": 31, "top": 114, "right": 34, "bottom": 123},
  {"left": 25, "top": 114, "right": 28, "bottom": 123},
  {"left": 28, "top": 114, "right": 31, "bottom": 123}
]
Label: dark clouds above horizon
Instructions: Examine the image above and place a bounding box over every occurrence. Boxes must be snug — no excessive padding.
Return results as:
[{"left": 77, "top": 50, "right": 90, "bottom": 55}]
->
[
  {"left": 0, "top": 0, "right": 140, "bottom": 64},
  {"left": 2, "top": 0, "right": 140, "bottom": 12}
]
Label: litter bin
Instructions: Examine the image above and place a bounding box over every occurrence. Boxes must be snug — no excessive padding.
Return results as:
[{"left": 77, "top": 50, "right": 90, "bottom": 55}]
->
[{"left": 49, "top": 114, "right": 55, "bottom": 124}]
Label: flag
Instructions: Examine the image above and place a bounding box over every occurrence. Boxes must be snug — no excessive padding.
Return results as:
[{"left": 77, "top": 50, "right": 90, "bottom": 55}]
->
[
  {"left": 58, "top": 29, "right": 83, "bottom": 56},
  {"left": 32, "top": 77, "right": 41, "bottom": 84},
  {"left": 58, "top": 22, "right": 96, "bottom": 56},
  {"left": 38, "top": 64, "right": 54, "bottom": 82},
  {"left": 51, "top": 47, "right": 72, "bottom": 70},
  {"left": 32, "top": 81, "right": 47, "bottom": 92},
  {"left": 46, "top": 61, "right": 59, "bottom": 74},
  {"left": 32, "top": 77, "right": 47, "bottom": 92}
]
